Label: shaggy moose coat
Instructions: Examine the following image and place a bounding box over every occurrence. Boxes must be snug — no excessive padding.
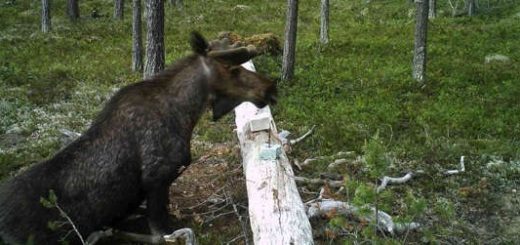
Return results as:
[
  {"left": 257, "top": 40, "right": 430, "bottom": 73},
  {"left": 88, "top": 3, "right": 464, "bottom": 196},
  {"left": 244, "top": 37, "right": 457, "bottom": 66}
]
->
[{"left": 0, "top": 32, "right": 276, "bottom": 244}]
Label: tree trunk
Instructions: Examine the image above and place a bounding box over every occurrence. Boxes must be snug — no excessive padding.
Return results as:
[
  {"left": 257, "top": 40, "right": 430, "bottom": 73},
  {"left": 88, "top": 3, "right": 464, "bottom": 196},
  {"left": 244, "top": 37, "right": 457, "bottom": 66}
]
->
[
  {"left": 428, "top": 0, "right": 436, "bottom": 19},
  {"left": 169, "top": 0, "right": 183, "bottom": 10},
  {"left": 143, "top": 0, "right": 165, "bottom": 79},
  {"left": 467, "top": 0, "right": 475, "bottom": 16},
  {"left": 41, "top": 0, "right": 51, "bottom": 33},
  {"left": 67, "top": 0, "right": 79, "bottom": 20},
  {"left": 114, "top": 0, "right": 124, "bottom": 20},
  {"left": 281, "top": 0, "right": 298, "bottom": 81},
  {"left": 235, "top": 61, "right": 314, "bottom": 245},
  {"left": 412, "top": 0, "right": 429, "bottom": 83},
  {"left": 132, "top": 0, "right": 143, "bottom": 72},
  {"left": 320, "top": 0, "right": 329, "bottom": 44}
]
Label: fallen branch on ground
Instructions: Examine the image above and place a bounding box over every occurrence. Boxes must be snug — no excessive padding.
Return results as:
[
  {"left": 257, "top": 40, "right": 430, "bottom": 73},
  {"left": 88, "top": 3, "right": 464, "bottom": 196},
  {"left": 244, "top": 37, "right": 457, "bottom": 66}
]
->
[
  {"left": 86, "top": 228, "right": 197, "bottom": 245},
  {"left": 299, "top": 151, "right": 357, "bottom": 169},
  {"left": 444, "top": 156, "right": 465, "bottom": 175},
  {"left": 294, "top": 176, "right": 344, "bottom": 188},
  {"left": 164, "top": 228, "right": 197, "bottom": 245},
  {"left": 327, "top": 158, "right": 348, "bottom": 169},
  {"left": 376, "top": 172, "right": 414, "bottom": 193},
  {"left": 224, "top": 190, "right": 250, "bottom": 245},
  {"left": 306, "top": 199, "right": 420, "bottom": 235},
  {"left": 290, "top": 125, "right": 317, "bottom": 145}
]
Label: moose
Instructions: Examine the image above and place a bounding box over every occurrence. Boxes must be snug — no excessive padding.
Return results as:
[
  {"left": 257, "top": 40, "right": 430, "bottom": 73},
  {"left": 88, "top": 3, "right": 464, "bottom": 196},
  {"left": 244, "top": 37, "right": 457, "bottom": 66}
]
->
[{"left": 0, "top": 31, "right": 276, "bottom": 244}]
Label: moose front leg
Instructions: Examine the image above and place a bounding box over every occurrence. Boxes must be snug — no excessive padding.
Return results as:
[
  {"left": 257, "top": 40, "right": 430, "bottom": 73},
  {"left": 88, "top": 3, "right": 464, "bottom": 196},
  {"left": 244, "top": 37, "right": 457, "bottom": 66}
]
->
[{"left": 146, "top": 184, "right": 174, "bottom": 235}]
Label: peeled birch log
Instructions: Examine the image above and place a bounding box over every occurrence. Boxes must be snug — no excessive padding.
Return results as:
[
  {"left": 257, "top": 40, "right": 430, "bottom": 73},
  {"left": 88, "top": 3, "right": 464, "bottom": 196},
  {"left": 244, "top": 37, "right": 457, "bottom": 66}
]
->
[{"left": 234, "top": 61, "right": 314, "bottom": 244}]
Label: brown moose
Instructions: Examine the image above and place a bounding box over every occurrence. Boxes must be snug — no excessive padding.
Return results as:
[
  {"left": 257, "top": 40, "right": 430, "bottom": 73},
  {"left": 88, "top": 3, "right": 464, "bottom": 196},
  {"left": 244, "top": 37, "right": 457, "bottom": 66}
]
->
[{"left": 0, "top": 31, "right": 276, "bottom": 244}]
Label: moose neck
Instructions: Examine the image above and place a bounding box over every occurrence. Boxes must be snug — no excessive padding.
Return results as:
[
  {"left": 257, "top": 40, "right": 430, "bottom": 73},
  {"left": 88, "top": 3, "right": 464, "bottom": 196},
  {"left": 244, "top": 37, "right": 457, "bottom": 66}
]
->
[{"left": 160, "top": 55, "right": 215, "bottom": 139}]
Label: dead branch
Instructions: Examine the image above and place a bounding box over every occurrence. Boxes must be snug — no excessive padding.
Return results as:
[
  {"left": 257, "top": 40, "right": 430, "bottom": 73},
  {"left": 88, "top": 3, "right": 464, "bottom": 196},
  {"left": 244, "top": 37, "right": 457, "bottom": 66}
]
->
[
  {"left": 86, "top": 229, "right": 113, "bottom": 244},
  {"left": 290, "top": 125, "right": 317, "bottom": 145},
  {"left": 293, "top": 159, "right": 303, "bottom": 170},
  {"left": 225, "top": 235, "right": 245, "bottom": 245},
  {"left": 225, "top": 190, "right": 250, "bottom": 245},
  {"left": 294, "top": 176, "right": 344, "bottom": 188},
  {"left": 327, "top": 158, "right": 348, "bottom": 169},
  {"left": 164, "top": 228, "right": 197, "bottom": 245},
  {"left": 376, "top": 172, "right": 414, "bottom": 193},
  {"left": 87, "top": 228, "right": 196, "bottom": 245},
  {"left": 53, "top": 202, "right": 86, "bottom": 245},
  {"left": 444, "top": 156, "right": 465, "bottom": 175},
  {"left": 306, "top": 199, "right": 420, "bottom": 235},
  {"left": 300, "top": 158, "right": 320, "bottom": 167}
]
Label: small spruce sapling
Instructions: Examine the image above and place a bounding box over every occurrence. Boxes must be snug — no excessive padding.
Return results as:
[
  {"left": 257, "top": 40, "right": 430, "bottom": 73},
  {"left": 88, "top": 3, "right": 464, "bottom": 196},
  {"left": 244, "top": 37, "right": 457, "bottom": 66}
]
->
[{"left": 363, "top": 132, "right": 390, "bottom": 234}]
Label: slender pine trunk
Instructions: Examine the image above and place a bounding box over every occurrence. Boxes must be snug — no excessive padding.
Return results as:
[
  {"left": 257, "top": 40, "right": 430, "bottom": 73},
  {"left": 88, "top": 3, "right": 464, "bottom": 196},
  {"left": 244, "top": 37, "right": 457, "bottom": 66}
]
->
[
  {"left": 320, "top": 0, "right": 329, "bottom": 44},
  {"left": 412, "top": 0, "right": 429, "bottom": 83},
  {"left": 41, "top": 0, "right": 51, "bottom": 33},
  {"left": 281, "top": 0, "right": 298, "bottom": 81},
  {"left": 132, "top": 0, "right": 143, "bottom": 72},
  {"left": 67, "top": 0, "right": 79, "bottom": 21},
  {"left": 114, "top": 0, "right": 124, "bottom": 20},
  {"left": 467, "top": 0, "right": 475, "bottom": 16},
  {"left": 429, "top": 0, "right": 436, "bottom": 19},
  {"left": 169, "top": 0, "right": 183, "bottom": 10},
  {"left": 143, "top": 0, "right": 165, "bottom": 79}
]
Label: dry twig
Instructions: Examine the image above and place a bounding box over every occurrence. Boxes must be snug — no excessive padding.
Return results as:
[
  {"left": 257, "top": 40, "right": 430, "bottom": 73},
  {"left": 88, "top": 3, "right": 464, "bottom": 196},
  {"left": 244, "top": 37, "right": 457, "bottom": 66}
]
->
[
  {"left": 376, "top": 172, "right": 414, "bottom": 193},
  {"left": 294, "top": 176, "right": 344, "bottom": 188},
  {"left": 306, "top": 199, "right": 420, "bottom": 235},
  {"left": 290, "top": 125, "right": 317, "bottom": 145},
  {"left": 444, "top": 156, "right": 465, "bottom": 175}
]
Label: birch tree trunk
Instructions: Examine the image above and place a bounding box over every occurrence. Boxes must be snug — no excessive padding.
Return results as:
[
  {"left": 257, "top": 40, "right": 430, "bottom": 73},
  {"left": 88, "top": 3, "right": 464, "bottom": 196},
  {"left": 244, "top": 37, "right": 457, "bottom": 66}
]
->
[
  {"left": 429, "top": 0, "right": 436, "bottom": 19},
  {"left": 412, "top": 0, "right": 429, "bottom": 83},
  {"left": 41, "top": 0, "right": 51, "bottom": 33},
  {"left": 320, "top": 0, "right": 329, "bottom": 44},
  {"left": 114, "top": 0, "right": 124, "bottom": 20},
  {"left": 281, "top": 0, "right": 298, "bottom": 81},
  {"left": 235, "top": 61, "right": 314, "bottom": 245},
  {"left": 143, "top": 0, "right": 165, "bottom": 79},
  {"left": 132, "top": 0, "right": 143, "bottom": 72},
  {"left": 67, "top": 0, "right": 79, "bottom": 21}
]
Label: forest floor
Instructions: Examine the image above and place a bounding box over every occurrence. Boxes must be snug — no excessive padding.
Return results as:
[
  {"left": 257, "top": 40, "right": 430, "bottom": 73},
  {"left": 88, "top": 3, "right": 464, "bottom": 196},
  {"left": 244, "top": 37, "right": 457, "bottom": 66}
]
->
[{"left": 1, "top": 0, "right": 520, "bottom": 244}]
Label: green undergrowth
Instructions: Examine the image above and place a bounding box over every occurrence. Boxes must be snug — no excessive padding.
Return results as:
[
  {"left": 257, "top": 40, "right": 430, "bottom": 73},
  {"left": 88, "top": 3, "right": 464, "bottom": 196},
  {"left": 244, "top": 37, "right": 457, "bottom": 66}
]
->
[{"left": 1, "top": 0, "right": 519, "bottom": 243}]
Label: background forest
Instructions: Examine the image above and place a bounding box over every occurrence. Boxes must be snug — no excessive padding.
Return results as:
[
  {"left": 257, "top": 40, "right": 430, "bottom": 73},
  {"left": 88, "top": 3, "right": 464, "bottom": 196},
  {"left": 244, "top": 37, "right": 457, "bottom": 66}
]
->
[{"left": 1, "top": 0, "right": 519, "bottom": 244}]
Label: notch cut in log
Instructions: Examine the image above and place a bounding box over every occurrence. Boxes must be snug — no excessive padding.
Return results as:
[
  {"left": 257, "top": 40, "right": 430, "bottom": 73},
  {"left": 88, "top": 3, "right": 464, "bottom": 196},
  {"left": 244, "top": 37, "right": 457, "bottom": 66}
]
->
[{"left": 235, "top": 60, "right": 314, "bottom": 244}]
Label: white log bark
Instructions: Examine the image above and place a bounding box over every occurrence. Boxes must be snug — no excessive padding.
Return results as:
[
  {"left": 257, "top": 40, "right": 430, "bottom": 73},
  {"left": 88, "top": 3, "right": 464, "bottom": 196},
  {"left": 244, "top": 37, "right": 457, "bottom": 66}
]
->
[{"left": 235, "top": 61, "right": 314, "bottom": 245}]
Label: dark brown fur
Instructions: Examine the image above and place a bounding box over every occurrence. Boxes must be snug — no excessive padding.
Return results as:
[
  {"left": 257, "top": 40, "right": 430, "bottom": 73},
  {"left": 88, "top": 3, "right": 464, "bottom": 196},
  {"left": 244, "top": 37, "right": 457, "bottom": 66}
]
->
[{"left": 0, "top": 32, "right": 276, "bottom": 244}]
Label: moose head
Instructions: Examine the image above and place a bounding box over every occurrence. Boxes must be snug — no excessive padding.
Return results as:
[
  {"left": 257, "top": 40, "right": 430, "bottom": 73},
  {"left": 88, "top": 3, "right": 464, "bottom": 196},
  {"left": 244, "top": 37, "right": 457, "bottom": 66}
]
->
[{"left": 190, "top": 32, "right": 277, "bottom": 120}]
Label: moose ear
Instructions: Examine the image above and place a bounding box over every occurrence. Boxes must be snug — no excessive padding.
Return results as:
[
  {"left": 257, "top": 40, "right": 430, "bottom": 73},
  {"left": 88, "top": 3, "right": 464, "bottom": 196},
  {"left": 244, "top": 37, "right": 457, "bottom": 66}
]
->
[{"left": 190, "top": 31, "right": 209, "bottom": 55}]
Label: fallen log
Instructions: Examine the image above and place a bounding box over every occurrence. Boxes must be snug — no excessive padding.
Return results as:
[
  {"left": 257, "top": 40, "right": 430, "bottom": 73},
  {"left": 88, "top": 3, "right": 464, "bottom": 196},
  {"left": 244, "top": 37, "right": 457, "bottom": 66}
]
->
[{"left": 234, "top": 60, "right": 314, "bottom": 244}]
